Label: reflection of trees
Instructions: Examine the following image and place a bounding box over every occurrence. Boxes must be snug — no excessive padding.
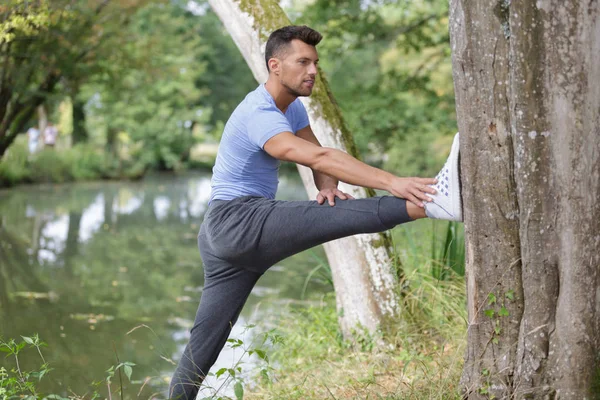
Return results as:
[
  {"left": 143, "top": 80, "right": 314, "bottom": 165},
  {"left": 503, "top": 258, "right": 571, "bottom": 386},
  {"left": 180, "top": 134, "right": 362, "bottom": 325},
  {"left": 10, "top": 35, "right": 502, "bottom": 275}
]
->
[
  {"left": 0, "top": 220, "right": 193, "bottom": 395},
  {"left": 0, "top": 172, "right": 322, "bottom": 395},
  {"left": 0, "top": 220, "right": 48, "bottom": 313},
  {"left": 62, "top": 212, "right": 81, "bottom": 272}
]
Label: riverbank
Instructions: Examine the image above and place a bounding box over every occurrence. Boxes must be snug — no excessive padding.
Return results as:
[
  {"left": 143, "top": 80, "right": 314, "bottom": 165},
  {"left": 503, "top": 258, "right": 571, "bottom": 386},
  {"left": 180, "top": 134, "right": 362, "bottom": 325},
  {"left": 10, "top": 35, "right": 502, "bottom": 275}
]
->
[
  {"left": 243, "top": 266, "right": 466, "bottom": 400},
  {"left": 0, "top": 138, "right": 218, "bottom": 188}
]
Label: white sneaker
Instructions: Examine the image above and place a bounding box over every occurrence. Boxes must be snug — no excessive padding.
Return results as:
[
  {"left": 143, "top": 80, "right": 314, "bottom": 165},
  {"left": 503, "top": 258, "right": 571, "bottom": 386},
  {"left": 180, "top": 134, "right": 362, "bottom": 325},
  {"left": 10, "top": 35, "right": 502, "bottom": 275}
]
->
[{"left": 424, "top": 133, "right": 462, "bottom": 222}]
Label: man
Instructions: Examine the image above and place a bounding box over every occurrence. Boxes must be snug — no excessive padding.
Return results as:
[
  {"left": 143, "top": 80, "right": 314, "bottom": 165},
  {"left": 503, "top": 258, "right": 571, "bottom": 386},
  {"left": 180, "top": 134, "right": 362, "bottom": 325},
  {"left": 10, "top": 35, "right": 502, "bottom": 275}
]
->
[{"left": 169, "top": 25, "right": 461, "bottom": 398}]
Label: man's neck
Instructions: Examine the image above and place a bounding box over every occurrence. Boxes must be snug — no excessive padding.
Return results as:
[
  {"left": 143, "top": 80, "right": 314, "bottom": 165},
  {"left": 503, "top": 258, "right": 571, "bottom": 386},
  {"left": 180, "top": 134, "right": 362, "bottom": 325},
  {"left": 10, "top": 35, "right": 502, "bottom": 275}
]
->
[{"left": 264, "top": 79, "right": 296, "bottom": 113}]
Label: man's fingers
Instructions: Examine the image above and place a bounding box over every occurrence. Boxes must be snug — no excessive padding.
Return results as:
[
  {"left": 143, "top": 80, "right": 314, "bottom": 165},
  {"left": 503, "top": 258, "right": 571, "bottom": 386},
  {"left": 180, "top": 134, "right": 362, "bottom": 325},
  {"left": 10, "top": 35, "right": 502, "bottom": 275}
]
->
[
  {"left": 407, "top": 193, "right": 424, "bottom": 208},
  {"left": 412, "top": 186, "right": 433, "bottom": 202},
  {"left": 418, "top": 177, "right": 437, "bottom": 185},
  {"left": 345, "top": 193, "right": 355, "bottom": 200},
  {"left": 420, "top": 184, "right": 436, "bottom": 195},
  {"left": 327, "top": 193, "right": 336, "bottom": 206},
  {"left": 335, "top": 190, "right": 348, "bottom": 200},
  {"left": 316, "top": 193, "right": 325, "bottom": 204},
  {"left": 415, "top": 190, "right": 433, "bottom": 203}
]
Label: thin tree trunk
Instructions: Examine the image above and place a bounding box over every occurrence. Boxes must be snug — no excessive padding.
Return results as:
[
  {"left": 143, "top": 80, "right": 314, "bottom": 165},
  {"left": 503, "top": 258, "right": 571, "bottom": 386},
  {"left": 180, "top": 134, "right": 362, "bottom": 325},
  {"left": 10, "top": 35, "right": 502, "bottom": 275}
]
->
[
  {"left": 450, "top": 0, "right": 600, "bottom": 398},
  {"left": 72, "top": 95, "right": 88, "bottom": 145},
  {"left": 37, "top": 105, "right": 48, "bottom": 150},
  {"left": 208, "top": 0, "right": 400, "bottom": 338}
]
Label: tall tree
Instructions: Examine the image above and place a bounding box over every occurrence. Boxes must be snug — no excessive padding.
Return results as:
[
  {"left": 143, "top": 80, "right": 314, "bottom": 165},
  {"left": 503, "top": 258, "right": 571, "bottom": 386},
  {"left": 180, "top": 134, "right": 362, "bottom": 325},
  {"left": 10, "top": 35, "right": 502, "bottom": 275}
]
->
[
  {"left": 0, "top": 0, "right": 149, "bottom": 158},
  {"left": 207, "top": 0, "right": 400, "bottom": 338},
  {"left": 450, "top": 0, "right": 600, "bottom": 398}
]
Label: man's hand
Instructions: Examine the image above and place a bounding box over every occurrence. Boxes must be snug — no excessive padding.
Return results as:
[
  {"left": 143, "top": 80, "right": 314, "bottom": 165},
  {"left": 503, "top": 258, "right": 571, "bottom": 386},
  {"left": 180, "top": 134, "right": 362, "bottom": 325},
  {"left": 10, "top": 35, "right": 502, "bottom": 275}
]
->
[
  {"left": 316, "top": 188, "right": 355, "bottom": 206},
  {"left": 388, "top": 177, "right": 437, "bottom": 208}
]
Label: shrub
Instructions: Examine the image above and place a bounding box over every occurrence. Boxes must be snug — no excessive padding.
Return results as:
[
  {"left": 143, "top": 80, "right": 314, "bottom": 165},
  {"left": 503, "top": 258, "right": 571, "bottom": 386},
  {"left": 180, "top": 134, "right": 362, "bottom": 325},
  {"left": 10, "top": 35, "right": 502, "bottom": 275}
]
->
[{"left": 0, "top": 138, "right": 30, "bottom": 187}]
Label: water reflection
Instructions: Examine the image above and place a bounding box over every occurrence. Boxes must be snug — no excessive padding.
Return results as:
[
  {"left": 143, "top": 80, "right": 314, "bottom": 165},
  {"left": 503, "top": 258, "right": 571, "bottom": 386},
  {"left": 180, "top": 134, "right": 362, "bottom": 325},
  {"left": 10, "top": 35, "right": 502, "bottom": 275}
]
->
[{"left": 0, "top": 172, "right": 329, "bottom": 397}]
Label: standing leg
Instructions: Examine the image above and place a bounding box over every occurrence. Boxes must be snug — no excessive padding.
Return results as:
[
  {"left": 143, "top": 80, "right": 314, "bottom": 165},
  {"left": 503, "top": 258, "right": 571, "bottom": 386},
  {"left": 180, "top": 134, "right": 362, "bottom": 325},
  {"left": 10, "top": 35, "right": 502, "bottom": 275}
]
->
[{"left": 169, "top": 232, "right": 262, "bottom": 399}]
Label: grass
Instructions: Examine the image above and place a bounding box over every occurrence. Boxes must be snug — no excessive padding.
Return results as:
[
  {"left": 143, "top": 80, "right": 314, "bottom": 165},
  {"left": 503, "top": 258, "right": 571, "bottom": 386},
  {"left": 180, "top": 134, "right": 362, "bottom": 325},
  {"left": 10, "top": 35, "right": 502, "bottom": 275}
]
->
[{"left": 244, "top": 220, "right": 467, "bottom": 400}]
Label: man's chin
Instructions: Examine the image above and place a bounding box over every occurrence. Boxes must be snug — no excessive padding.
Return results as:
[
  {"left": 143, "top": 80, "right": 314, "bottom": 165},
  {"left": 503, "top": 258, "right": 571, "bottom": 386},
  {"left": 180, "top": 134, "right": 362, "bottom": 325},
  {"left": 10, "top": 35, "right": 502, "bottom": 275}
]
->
[
  {"left": 297, "top": 88, "right": 313, "bottom": 97},
  {"left": 285, "top": 85, "right": 313, "bottom": 98}
]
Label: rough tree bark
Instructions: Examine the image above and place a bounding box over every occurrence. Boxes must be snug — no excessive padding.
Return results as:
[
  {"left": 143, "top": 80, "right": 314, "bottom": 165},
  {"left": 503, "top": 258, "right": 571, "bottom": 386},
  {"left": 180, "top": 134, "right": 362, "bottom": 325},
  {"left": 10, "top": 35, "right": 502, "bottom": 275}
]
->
[
  {"left": 450, "top": 0, "right": 600, "bottom": 398},
  {"left": 207, "top": 0, "right": 400, "bottom": 338}
]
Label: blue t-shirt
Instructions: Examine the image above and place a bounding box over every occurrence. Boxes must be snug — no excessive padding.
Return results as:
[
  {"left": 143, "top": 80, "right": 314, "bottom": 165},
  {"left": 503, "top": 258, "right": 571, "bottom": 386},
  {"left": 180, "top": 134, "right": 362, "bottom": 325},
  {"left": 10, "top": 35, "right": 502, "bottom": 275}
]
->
[{"left": 209, "top": 84, "right": 310, "bottom": 202}]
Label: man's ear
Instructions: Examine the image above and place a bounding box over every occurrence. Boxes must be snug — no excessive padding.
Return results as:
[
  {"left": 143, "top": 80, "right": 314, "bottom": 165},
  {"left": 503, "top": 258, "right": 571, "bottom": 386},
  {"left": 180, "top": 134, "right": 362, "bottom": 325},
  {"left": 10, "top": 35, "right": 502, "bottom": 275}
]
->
[{"left": 268, "top": 58, "right": 280, "bottom": 75}]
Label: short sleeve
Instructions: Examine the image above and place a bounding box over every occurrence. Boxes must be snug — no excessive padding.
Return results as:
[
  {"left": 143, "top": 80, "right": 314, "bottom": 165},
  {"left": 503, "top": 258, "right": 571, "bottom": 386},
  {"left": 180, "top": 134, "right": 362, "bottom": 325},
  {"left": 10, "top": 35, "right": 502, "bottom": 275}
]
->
[
  {"left": 246, "top": 104, "right": 294, "bottom": 148},
  {"left": 292, "top": 100, "right": 310, "bottom": 132}
]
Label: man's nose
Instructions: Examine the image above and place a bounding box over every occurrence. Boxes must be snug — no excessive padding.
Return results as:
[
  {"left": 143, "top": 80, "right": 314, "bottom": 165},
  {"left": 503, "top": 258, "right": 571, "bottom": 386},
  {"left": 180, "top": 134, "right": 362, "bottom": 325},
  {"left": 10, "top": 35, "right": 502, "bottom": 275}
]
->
[{"left": 308, "top": 62, "right": 318, "bottom": 76}]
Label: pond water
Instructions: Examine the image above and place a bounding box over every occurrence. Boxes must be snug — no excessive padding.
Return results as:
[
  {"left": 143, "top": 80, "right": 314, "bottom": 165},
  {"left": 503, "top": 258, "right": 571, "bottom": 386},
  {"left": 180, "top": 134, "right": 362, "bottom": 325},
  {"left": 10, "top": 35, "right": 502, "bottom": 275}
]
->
[{"left": 0, "top": 171, "right": 330, "bottom": 398}]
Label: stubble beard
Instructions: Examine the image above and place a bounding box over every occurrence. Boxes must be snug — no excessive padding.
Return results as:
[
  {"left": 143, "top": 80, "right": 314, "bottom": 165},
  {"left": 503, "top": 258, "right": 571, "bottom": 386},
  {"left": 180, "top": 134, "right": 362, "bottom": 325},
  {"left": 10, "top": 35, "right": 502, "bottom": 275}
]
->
[{"left": 282, "top": 80, "right": 312, "bottom": 98}]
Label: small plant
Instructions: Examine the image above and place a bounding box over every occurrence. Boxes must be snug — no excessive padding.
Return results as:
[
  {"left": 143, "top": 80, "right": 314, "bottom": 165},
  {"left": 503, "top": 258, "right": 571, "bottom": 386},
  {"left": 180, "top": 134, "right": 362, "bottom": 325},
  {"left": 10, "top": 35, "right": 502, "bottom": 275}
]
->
[
  {"left": 198, "top": 325, "right": 282, "bottom": 400},
  {"left": 0, "top": 335, "right": 137, "bottom": 400},
  {"left": 0, "top": 334, "right": 61, "bottom": 400}
]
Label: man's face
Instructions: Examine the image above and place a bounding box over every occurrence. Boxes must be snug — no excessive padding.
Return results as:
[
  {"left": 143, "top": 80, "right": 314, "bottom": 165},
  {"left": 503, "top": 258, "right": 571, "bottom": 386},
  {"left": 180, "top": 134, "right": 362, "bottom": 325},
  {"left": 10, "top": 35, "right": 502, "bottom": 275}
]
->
[{"left": 271, "top": 39, "right": 319, "bottom": 97}]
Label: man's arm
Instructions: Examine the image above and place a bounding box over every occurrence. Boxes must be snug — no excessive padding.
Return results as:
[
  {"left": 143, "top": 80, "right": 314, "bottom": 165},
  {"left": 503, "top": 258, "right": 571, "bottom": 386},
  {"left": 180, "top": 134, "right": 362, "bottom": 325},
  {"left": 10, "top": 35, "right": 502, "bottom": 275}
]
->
[
  {"left": 263, "top": 130, "right": 436, "bottom": 207},
  {"left": 296, "top": 125, "right": 339, "bottom": 190}
]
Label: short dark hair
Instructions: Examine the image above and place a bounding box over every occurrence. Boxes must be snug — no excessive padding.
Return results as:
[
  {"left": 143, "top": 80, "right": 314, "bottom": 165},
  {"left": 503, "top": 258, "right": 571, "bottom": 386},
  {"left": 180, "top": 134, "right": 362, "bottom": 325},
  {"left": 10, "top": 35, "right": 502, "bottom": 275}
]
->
[{"left": 265, "top": 25, "right": 322, "bottom": 71}]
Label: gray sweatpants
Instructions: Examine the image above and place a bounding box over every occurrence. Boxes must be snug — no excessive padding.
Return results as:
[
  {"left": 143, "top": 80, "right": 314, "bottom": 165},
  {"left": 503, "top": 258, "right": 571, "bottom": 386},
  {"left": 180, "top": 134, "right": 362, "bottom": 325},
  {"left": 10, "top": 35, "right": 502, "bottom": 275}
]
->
[{"left": 169, "top": 195, "right": 411, "bottom": 399}]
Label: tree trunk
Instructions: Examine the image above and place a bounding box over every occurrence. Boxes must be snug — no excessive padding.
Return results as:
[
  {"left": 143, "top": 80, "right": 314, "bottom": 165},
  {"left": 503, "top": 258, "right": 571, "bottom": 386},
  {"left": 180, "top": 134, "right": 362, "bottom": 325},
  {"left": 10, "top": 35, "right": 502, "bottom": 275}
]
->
[
  {"left": 0, "top": 73, "right": 60, "bottom": 159},
  {"left": 450, "top": 0, "right": 600, "bottom": 398},
  {"left": 207, "top": 0, "right": 400, "bottom": 338},
  {"left": 37, "top": 104, "right": 48, "bottom": 150},
  {"left": 72, "top": 95, "right": 88, "bottom": 145}
]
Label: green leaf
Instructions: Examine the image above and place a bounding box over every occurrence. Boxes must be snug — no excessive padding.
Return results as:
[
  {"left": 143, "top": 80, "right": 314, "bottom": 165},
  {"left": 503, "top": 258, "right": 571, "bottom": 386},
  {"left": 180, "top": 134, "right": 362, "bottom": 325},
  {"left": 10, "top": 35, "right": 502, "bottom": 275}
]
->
[
  {"left": 260, "top": 368, "right": 270, "bottom": 383},
  {"left": 227, "top": 338, "right": 243, "bottom": 348},
  {"left": 492, "top": 337, "right": 499, "bottom": 344},
  {"left": 44, "top": 395, "right": 69, "bottom": 400},
  {"left": 499, "top": 306, "right": 509, "bottom": 317},
  {"left": 484, "top": 309, "right": 495, "bottom": 318},
  {"left": 254, "top": 349, "right": 268, "bottom": 361},
  {"left": 21, "top": 336, "right": 34, "bottom": 345},
  {"left": 234, "top": 381, "right": 244, "bottom": 400},
  {"left": 123, "top": 365, "right": 133, "bottom": 381},
  {"left": 505, "top": 290, "right": 515, "bottom": 301},
  {"left": 487, "top": 293, "right": 496, "bottom": 305},
  {"left": 215, "top": 367, "right": 227, "bottom": 378}
]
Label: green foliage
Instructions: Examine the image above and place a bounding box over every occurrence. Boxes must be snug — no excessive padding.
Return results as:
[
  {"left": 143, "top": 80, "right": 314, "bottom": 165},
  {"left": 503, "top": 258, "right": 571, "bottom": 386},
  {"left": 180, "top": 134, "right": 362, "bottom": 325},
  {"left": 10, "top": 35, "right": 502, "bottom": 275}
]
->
[
  {"left": 62, "top": 144, "right": 111, "bottom": 180},
  {"left": 297, "top": 0, "right": 457, "bottom": 177},
  {"left": 0, "top": 334, "right": 137, "bottom": 400},
  {"left": 0, "top": 138, "right": 29, "bottom": 186},
  {"left": 0, "top": 335, "right": 55, "bottom": 399},
  {"left": 82, "top": 2, "right": 215, "bottom": 170},
  {"left": 392, "top": 219, "right": 465, "bottom": 282},
  {"left": 0, "top": 138, "right": 148, "bottom": 187},
  {"left": 193, "top": 10, "right": 257, "bottom": 127},
  {"left": 0, "top": 0, "right": 152, "bottom": 156},
  {"left": 431, "top": 221, "right": 465, "bottom": 279},
  {"left": 105, "top": 362, "right": 135, "bottom": 384},
  {"left": 199, "top": 326, "right": 282, "bottom": 400},
  {"left": 27, "top": 149, "right": 71, "bottom": 183},
  {"left": 0, "top": 1, "right": 52, "bottom": 44}
]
